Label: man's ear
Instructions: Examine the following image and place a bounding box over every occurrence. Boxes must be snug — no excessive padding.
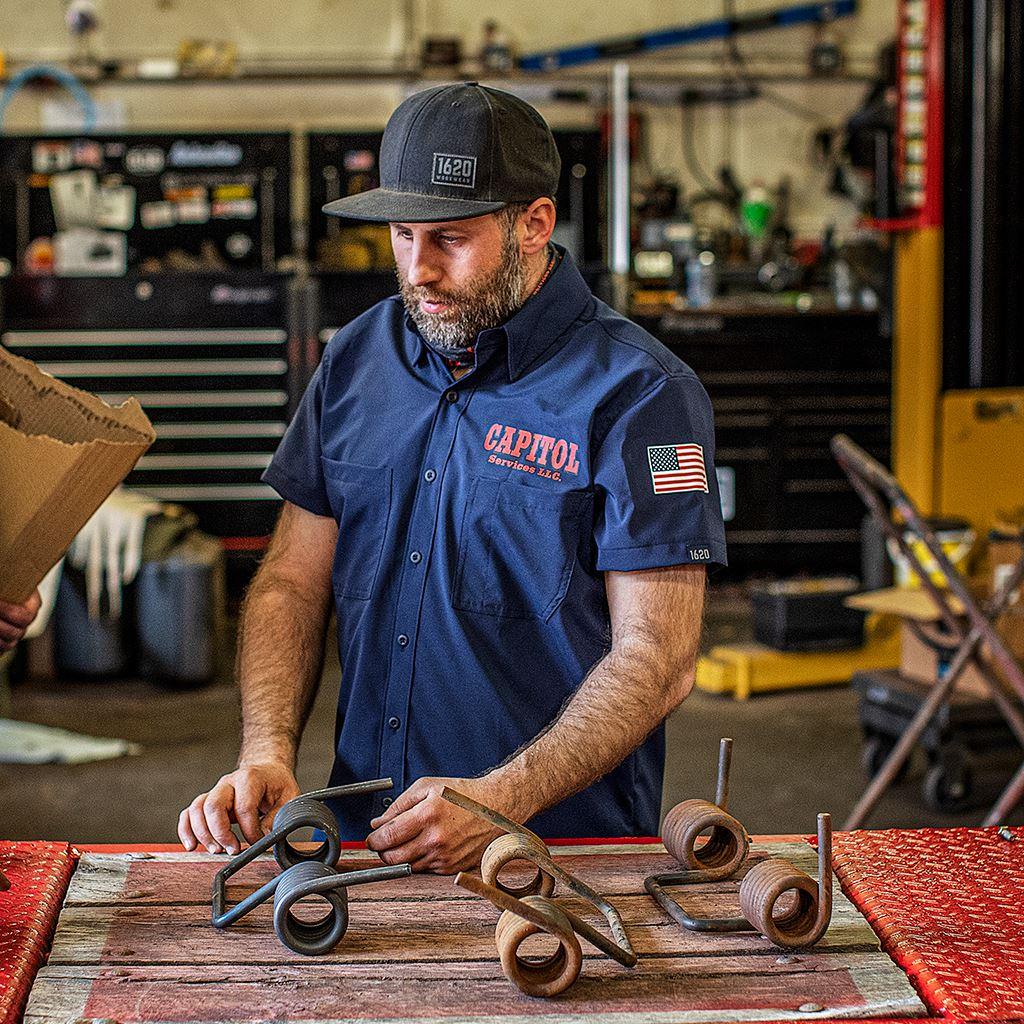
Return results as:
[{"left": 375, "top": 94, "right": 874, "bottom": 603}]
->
[{"left": 520, "top": 198, "right": 556, "bottom": 256}]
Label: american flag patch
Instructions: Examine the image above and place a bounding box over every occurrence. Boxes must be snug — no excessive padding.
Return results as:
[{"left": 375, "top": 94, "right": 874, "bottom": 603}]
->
[{"left": 648, "top": 443, "right": 709, "bottom": 494}]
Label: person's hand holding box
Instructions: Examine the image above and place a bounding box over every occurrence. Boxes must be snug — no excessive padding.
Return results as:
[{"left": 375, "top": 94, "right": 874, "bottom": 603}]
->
[{"left": 0, "top": 590, "right": 41, "bottom": 652}]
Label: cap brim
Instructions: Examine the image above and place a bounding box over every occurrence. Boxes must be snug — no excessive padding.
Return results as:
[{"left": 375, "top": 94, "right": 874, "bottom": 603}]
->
[{"left": 323, "top": 187, "right": 507, "bottom": 223}]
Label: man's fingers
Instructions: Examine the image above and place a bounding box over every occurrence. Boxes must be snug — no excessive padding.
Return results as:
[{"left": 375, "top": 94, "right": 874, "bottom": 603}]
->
[
  {"left": 0, "top": 598, "right": 36, "bottom": 629},
  {"left": 0, "top": 621, "right": 22, "bottom": 644},
  {"left": 233, "top": 781, "right": 266, "bottom": 846},
  {"left": 177, "top": 806, "right": 198, "bottom": 851},
  {"left": 365, "top": 806, "right": 428, "bottom": 854},
  {"left": 203, "top": 784, "right": 239, "bottom": 854},
  {"left": 187, "top": 795, "right": 221, "bottom": 854},
  {"left": 376, "top": 836, "right": 429, "bottom": 868},
  {"left": 369, "top": 782, "right": 431, "bottom": 828}
]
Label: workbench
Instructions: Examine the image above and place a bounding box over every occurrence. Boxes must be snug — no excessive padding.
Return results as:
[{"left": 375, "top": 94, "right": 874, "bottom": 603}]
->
[{"left": 2, "top": 828, "right": 1022, "bottom": 1024}]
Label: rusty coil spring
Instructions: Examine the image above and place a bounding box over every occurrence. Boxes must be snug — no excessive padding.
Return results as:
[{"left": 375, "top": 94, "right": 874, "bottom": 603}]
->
[
  {"left": 737, "top": 817, "right": 833, "bottom": 949},
  {"left": 494, "top": 895, "right": 584, "bottom": 998},
  {"left": 662, "top": 798, "right": 749, "bottom": 880},
  {"left": 482, "top": 832, "right": 556, "bottom": 899}
]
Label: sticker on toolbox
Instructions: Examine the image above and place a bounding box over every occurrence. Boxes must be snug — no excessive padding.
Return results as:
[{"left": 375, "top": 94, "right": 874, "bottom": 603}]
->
[
  {"left": 168, "top": 139, "right": 243, "bottom": 167},
  {"left": 49, "top": 170, "right": 98, "bottom": 230},
  {"left": 125, "top": 146, "right": 166, "bottom": 175},
  {"left": 176, "top": 199, "right": 211, "bottom": 224},
  {"left": 163, "top": 184, "right": 207, "bottom": 203},
  {"left": 53, "top": 229, "right": 127, "bottom": 276},
  {"left": 32, "top": 141, "right": 73, "bottom": 174},
  {"left": 211, "top": 198, "right": 256, "bottom": 219},
  {"left": 95, "top": 185, "right": 136, "bottom": 230},
  {"left": 71, "top": 140, "right": 104, "bottom": 169},
  {"left": 140, "top": 200, "right": 176, "bottom": 228},
  {"left": 212, "top": 182, "right": 252, "bottom": 201}
]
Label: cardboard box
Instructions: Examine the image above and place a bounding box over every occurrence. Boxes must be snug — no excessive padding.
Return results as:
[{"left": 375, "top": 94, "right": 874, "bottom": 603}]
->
[
  {"left": 899, "top": 622, "right": 992, "bottom": 698},
  {"left": 989, "top": 527, "right": 1024, "bottom": 662},
  {"left": 0, "top": 348, "right": 155, "bottom": 604},
  {"left": 850, "top": 585, "right": 1024, "bottom": 699},
  {"left": 846, "top": 586, "right": 962, "bottom": 621}
]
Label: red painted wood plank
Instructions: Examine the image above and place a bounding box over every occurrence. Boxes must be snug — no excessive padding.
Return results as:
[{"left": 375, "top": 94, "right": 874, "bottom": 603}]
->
[{"left": 20, "top": 956, "right": 922, "bottom": 1024}]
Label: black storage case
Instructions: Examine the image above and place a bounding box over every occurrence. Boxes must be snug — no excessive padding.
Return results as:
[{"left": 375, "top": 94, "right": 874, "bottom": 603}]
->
[{"left": 750, "top": 577, "right": 866, "bottom": 650}]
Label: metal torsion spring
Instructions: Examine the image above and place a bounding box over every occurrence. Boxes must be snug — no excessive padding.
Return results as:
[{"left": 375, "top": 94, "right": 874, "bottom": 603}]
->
[
  {"left": 661, "top": 738, "right": 749, "bottom": 879},
  {"left": 270, "top": 795, "right": 342, "bottom": 870},
  {"left": 738, "top": 812, "right": 833, "bottom": 949},
  {"left": 272, "top": 859, "right": 412, "bottom": 956},
  {"left": 494, "top": 895, "right": 584, "bottom": 998},
  {"left": 482, "top": 832, "right": 556, "bottom": 899},
  {"left": 273, "top": 860, "right": 351, "bottom": 955}
]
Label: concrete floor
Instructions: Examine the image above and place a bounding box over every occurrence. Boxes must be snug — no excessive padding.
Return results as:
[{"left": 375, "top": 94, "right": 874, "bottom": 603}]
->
[{"left": 3, "top": 589, "right": 1022, "bottom": 842}]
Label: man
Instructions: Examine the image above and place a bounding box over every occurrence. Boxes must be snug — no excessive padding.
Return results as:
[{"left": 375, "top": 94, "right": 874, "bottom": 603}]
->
[{"left": 179, "top": 83, "right": 727, "bottom": 872}]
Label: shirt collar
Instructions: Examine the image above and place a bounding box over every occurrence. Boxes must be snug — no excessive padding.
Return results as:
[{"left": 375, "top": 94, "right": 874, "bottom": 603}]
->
[{"left": 401, "top": 244, "right": 593, "bottom": 382}]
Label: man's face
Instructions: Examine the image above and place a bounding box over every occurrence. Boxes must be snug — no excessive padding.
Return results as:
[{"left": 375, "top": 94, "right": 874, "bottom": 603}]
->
[{"left": 391, "top": 211, "right": 527, "bottom": 353}]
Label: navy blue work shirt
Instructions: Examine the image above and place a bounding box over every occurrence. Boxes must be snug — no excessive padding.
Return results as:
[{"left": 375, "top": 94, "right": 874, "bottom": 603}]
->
[{"left": 262, "top": 247, "right": 726, "bottom": 839}]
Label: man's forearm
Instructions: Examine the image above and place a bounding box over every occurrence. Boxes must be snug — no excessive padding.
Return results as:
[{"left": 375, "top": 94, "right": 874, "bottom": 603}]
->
[
  {"left": 235, "top": 566, "right": 332, "bottom": 770},
  {"left": 482, "top": 565, "right": 705, "bottom": 823},
  {"left": 488, "top": 639, "right": 691, "bottom": 821}
]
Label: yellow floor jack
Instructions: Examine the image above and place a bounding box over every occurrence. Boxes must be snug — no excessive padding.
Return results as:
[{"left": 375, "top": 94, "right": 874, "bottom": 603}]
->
[{"left": 696, "top": 613, "right": 900, "bottom": 700}]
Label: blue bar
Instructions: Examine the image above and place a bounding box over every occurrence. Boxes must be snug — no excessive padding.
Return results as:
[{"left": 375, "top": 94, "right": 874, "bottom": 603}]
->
[{"left": 519, "top": 0, "right": 857, "bottom": 71}]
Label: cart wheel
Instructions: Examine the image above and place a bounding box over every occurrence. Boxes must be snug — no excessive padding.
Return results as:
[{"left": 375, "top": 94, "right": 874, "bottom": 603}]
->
[
  {"left": 860, "top": 735, "right": 910, "bottom": 785},
  {"left": 922, "top": 749, "right": 975, "bottom": 813}
]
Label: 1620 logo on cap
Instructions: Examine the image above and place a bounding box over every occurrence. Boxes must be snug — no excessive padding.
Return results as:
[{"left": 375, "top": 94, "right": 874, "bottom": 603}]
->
[{"left": 432, "top": 153, "right": 477, "bottom": 189}]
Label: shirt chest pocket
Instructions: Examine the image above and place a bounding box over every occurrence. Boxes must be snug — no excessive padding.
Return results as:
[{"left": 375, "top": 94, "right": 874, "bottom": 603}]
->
[
  {"left": 321, "top": 457, "right": 392, "bottom": 601},
  {"left": 453, "top": 477, "right": 592, "bottom": 621}
]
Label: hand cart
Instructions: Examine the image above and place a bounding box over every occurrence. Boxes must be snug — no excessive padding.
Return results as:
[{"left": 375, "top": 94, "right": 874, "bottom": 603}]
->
[{"left": 831, "top": 433, "right": 1024, "bottom": 828}]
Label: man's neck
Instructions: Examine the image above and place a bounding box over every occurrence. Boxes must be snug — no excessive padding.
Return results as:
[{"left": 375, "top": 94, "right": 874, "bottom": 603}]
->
[
  {"left": 522, "top": 245, "right": 553, "bottom": 297},
  {"left": 447, "top": 245, "right": 555, "bottom": 381}
]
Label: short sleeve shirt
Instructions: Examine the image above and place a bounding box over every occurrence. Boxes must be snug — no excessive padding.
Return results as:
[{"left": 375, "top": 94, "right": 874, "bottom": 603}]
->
[{"left": 263, "top": 248, "right": 726, "bottom": 838}]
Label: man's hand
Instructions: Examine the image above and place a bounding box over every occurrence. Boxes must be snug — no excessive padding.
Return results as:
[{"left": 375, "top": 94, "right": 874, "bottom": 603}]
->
[
  {"left": 178, "top": 763, "right": 300, "bottom": 855},
  {"left": 365, "top": 776, "right": 506, "bottom": 874},
  {"left": 0, "top": 590, "right": 41, "bottom": 653}
]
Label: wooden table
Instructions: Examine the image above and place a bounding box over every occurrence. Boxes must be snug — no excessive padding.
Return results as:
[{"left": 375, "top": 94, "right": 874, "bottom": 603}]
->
[{"left": 23, "top": 838, "right": 927, "bottom": 1024}]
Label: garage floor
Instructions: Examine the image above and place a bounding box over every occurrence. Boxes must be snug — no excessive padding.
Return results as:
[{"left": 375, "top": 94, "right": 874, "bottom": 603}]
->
[{"left": 3, "top": 587, "right": 1022, "bottom": 842}]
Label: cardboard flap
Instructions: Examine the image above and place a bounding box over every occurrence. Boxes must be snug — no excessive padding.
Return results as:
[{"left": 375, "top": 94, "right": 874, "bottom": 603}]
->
[
  {"left": 0, "top": 350, "right": 154, "bottom": 446},
  {"left": 845, "top": 586, "right": 965, "bottom": 621},
  {"left": 0, "top": 391, "right": 18, "bottom": 427},
  {"left": 0, "top": 348, "right": 156, "bottom": 604}
]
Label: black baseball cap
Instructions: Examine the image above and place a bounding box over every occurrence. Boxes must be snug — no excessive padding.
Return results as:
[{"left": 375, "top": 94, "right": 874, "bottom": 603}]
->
[{"left": 322, "top": 82, "right": 561, "bottom": 223}]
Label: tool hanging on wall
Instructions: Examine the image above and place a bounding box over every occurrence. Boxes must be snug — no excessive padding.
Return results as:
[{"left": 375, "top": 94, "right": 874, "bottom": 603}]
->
[
  {"left": 211, "top": 779, "right": 411, "bottom": 956},
  {"left": 518, "top": 0, "right": 856, "bottom": 71},
  {"left": 647, "top": 739, "right": 834, "bottom": 949},
  {"left": 442, "top": 787, "right": 637, "bottom": 998}
]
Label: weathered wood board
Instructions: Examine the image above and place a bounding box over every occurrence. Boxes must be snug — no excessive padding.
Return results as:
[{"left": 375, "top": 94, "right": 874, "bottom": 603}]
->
[{"left": 25, "top": 842, "right": 928, "bottom": 1024}]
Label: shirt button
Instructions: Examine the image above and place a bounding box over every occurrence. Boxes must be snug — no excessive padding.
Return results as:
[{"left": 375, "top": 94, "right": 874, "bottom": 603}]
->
[
  {"left": 424, "top": 469, "right": 436, "bottom": 482},
  {"left": 409, "top": 550, "right": 422, "bottom": 564},
  {"left": 388, "top": 716, "right": 401, "bottom": 730},
  {"left": 397, "top": 634, "right": 409, "bottom": 647},
  {"left": 381, "top": 796, "right": 393, "bottom": 808},
  {"left": 445, "top": 390, "right": 458, "bottom": 404}
]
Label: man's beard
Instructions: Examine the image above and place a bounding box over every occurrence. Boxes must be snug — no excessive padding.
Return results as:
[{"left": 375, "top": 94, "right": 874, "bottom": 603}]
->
[{"left": 397, "top": 226, "right": 528, "bottom": 356}]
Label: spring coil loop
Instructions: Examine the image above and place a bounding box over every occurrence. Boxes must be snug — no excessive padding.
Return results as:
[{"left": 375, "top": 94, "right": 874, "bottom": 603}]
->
[
  {"left": 273, "top": 860, "right": 350, "bottom": 955},
  {"left": 494, "top": 896, "right": 584, "bottom": 998},
  {"left": 270, "top": 797, "right": 341, "bottom": 870},
  {"left": 481, "top": 832, "right": 556, "bottom": 899},
  {"left": 661, "top": 798, "right": 749, "bottom": 880},
  {"left": 738, "top": 856, "right": 829, "bottom": 949}
]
